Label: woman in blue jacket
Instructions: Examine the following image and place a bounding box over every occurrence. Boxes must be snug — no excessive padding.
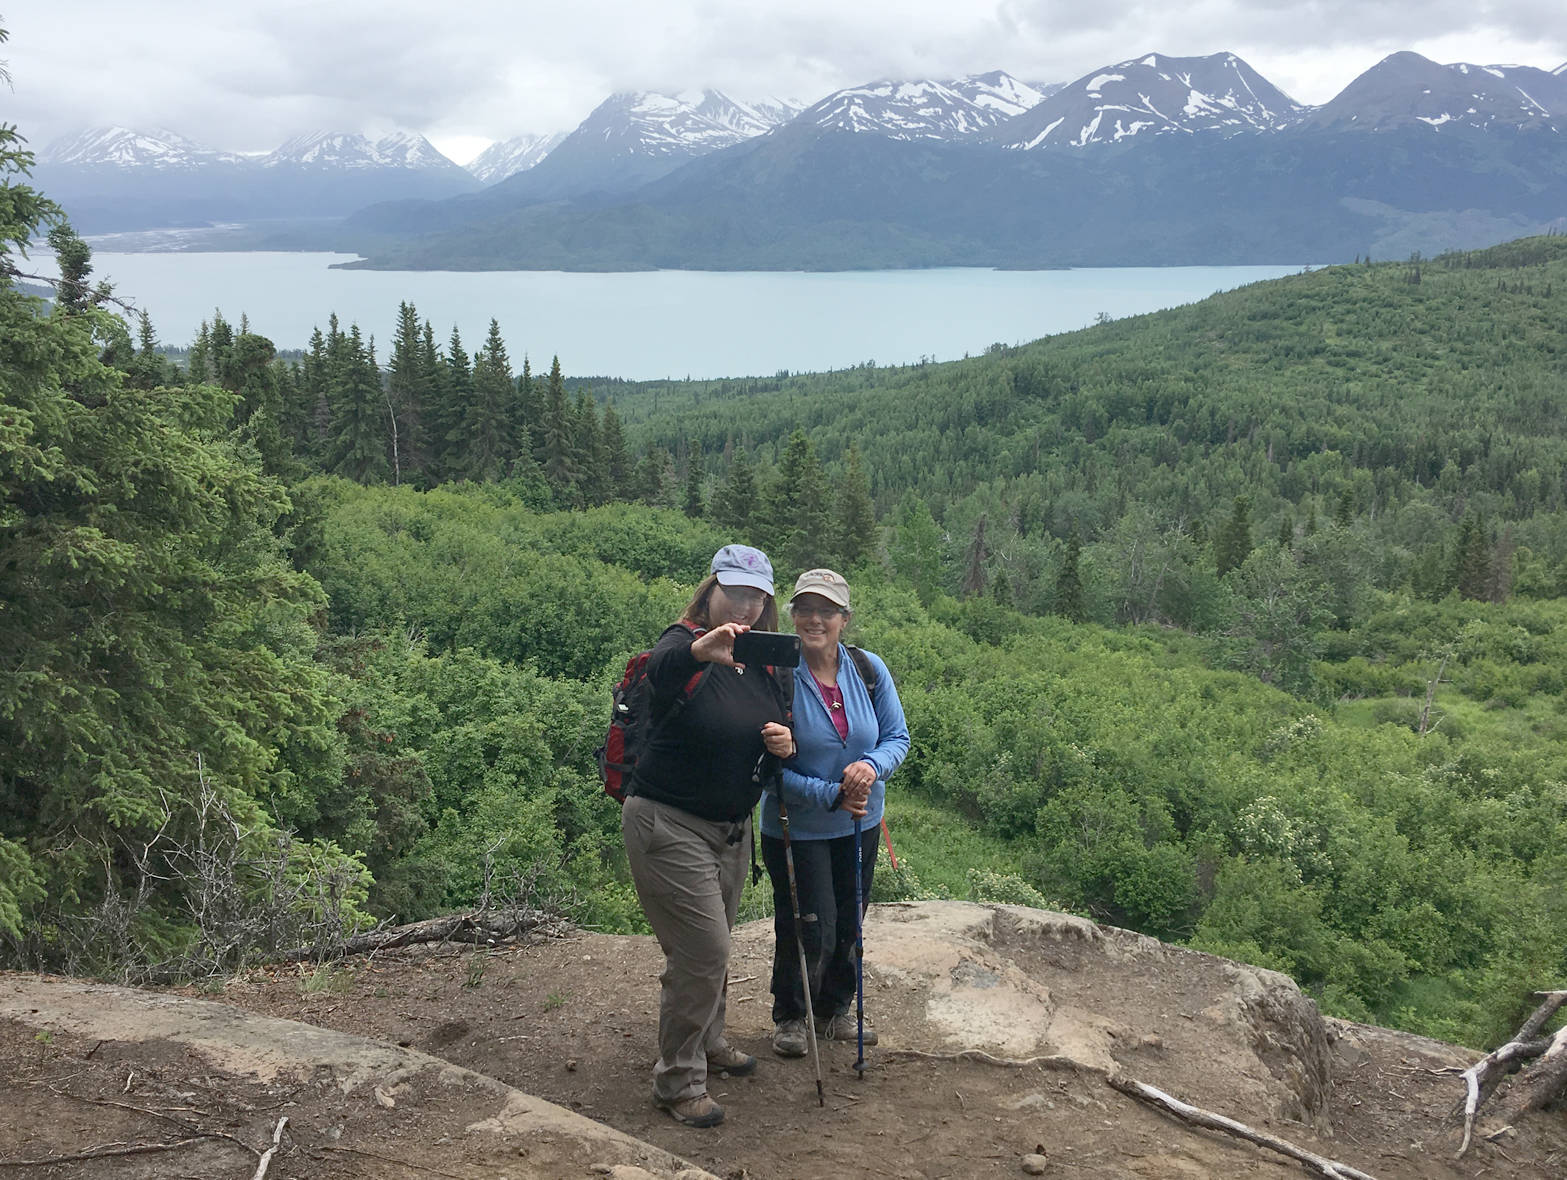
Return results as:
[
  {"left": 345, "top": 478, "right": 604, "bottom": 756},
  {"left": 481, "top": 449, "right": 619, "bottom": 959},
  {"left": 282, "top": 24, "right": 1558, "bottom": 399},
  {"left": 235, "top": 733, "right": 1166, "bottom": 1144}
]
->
[{"left": 761, "top": 568, "right": 910, "bottom": 1057}]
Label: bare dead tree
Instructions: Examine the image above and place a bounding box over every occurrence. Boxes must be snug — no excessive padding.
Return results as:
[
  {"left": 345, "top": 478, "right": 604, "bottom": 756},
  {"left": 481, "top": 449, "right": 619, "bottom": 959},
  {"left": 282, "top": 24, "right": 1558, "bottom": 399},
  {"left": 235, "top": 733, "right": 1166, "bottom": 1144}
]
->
[{"left": 1456, "top": 990, "right": 1567, "bottom": 1156}]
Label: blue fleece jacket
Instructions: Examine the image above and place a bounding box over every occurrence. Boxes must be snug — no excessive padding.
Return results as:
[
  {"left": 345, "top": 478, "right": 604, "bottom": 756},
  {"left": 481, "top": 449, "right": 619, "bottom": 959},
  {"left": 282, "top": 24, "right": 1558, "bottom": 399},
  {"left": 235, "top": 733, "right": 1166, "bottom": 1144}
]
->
[{"left": 758, "top": 644, "right": 910, "bottom": 841}]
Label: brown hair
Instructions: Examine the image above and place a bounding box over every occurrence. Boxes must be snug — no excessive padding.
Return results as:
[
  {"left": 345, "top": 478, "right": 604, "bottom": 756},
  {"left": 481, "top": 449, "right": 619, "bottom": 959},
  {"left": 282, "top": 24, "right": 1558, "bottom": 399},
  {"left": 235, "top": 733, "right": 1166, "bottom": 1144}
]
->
[{"left": 682, "top": 573, "right": 779, "bottom": 631}]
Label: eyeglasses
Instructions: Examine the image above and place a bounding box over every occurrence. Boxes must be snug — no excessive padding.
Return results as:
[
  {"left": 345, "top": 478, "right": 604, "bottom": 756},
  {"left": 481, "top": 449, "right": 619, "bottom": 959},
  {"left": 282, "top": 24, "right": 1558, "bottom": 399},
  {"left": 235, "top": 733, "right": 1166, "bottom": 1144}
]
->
[
  {"left": 719, "top": 584, "right": 767, "bottom": 606},
  {"left": 790, "top": 605, "right": 845, "bottom": 620}
]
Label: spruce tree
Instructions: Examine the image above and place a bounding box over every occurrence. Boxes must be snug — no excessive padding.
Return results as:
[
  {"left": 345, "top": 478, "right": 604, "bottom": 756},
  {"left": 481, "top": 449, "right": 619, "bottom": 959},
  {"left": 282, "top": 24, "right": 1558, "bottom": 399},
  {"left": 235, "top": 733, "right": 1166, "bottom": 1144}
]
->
[
  {"left": 466, "top": 319, "right": 514, "bottom": 482},
  {"left": 541, "top": 356, "right": 577, "bottom": 500},
  {"left": 1215, "top": 494, "right": 1253, "bottom": 577},
  {"left": 1054, "top": 525, "right": 1086, "bottom": 622},
  {"left": 960, "top": 513, "right": 989, "bottom": 598},
  {"left": 573, "top": 391, "right": 607, "bottom": 506},
  {"left": 385, "top": 301, "right": 429, "bottom": 486},
  {"left": 327, "top": 325, "right": 390, "bottom": 483},
  {"left": 760, "top": 430, "right": 829, "bottom": 570},
  {"left": 712, "top": 447, "right": 757, "bottom": 535},
  {"left": 600, "top": 402, "right": 632, "bottom": 501},
  {"left": 682, "top": 444, "right": 706, "bottom": 519},
  {"left": 440, "top": 326, "right": 474, "bottom": 477},
  {"left": 416, "top": 320, "right": 451, "bottom": 480},
  {"left": 632, "top": 445, "right": 673, "bottom": 507},
  {"left": 831, "top": 444, "right": 878, "bottom": 568},
  {"left": 300, "top": 326, "right": 331, "bottom": 458},
  {"left": 1454, "top": 513, "right": 1491, "bottom": 600}
]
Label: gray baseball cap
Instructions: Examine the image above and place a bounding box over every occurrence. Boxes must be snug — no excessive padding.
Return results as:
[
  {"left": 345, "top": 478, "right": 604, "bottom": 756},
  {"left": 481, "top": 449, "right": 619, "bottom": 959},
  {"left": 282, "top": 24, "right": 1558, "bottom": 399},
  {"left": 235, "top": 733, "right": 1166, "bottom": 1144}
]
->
[{"left": 710, "top": 544, "right": 775, "bottom": 595}]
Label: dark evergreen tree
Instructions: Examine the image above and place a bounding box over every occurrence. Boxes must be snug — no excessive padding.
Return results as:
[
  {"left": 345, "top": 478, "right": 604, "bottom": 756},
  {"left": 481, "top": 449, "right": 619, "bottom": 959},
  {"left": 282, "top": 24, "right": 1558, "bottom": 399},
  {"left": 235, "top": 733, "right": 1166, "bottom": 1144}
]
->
[
  {"left": 573, "top": 391, "right": 608, "bottom": 506},
  {"left": 465, "top": 319, "right": 514, "bottom": 482},
  {"left": 299, "top": 326, "right": 331, "bottom": 458},
  {"left": 327, "top": 325, "right": 389, "bottom": 483},
  {"left": 385, "top": 301, "right": 429, "bottom": 486},
  {"left": 632, "top": 445, "right": 673, "bottom": 507},
  {"left": 682, "top": 444, "right": 705, "bottom": 519},
  {"left": 516, "top": 355, "right": 543, "bottom": 463},
  {"left": 960, "top": 513, "right": 989, "bottom": 598},
  {"left": 600, "top": 402, "right": 632, "bottom": 501},
  {"left": 45, "top": 223, "right": 94, "bottom": 314},
  {"left": 123, "top": 311, "right": 171, "bottom": 391},
  {"left": 1454, "top": 513, "right": 1491, "bottom": 601},
  {"left": 440, "top": 326, "right": 474, "bottom": 477},
  {"left": 416, "top": 319, "right": 452, "bottom": 480},
  {"left": 1215, "top": 494, "right": 1254, "bottom": 578},
  {"left": 831, "top": 445, "right": 878, "bottom": 568},
  {"left": 541, "top": 356, "right": 577, "bottom": 500},
  {"left": 712, "top": 447, "right": 757, "bottom": 535},
  {"left": 1054, "top": 524, "right": 1086, "bottom": 623},
  {"left": 760, "top": 429, "right": 829, "bottom": 570}
]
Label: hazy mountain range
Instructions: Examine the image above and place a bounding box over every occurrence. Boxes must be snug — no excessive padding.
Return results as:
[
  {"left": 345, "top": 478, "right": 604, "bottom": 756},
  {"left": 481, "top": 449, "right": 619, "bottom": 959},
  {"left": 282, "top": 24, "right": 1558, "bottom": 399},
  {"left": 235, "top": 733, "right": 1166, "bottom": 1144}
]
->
[{"left": 32, "top": 50, "right": 1567, "bottom": 267}]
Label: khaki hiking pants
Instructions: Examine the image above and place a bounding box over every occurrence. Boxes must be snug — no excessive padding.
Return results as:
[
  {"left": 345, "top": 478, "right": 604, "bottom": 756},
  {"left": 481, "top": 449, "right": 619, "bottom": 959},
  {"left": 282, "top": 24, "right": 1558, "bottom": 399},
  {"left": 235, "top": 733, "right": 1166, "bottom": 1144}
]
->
[{"left": 622, "top": 795, "right": 749, "bottom": 1103}]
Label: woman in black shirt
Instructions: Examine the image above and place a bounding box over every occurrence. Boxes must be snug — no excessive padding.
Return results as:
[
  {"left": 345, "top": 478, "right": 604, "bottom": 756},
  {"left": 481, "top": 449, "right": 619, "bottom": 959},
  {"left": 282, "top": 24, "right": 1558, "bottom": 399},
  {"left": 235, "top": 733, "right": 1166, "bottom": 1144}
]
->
[{"left": 622, "top": 544, "right": 794, "bottom": 1128}]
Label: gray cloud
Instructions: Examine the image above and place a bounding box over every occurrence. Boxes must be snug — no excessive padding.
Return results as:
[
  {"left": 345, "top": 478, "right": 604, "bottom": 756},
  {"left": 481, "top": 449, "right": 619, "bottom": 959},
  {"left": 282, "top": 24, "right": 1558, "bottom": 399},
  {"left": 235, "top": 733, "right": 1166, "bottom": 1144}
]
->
[{"left": 3, "top": 1, "right": 1560, "bottom": 159}]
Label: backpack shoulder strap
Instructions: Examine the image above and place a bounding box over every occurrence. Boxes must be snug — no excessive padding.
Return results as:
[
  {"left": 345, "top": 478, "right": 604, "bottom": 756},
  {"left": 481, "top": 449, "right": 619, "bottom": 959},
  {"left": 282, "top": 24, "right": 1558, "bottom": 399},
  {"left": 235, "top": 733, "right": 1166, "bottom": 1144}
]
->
[{"left": 845, "top": 645, "right": 878, "bottom": 702}]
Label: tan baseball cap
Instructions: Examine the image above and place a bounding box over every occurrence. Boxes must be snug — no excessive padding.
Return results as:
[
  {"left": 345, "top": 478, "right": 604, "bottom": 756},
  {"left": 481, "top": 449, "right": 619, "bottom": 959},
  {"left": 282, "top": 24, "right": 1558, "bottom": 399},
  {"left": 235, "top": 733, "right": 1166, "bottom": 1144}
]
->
[{"left": 790, "top": 568, "right": 851, "bottom": 610}]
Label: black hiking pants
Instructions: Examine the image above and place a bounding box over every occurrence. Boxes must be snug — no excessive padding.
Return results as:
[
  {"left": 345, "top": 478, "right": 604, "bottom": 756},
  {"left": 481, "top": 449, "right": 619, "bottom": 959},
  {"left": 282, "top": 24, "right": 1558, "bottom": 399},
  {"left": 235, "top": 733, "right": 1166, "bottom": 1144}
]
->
[{"left": 761, "top": 826, "right": 878, "bottom": 1024}]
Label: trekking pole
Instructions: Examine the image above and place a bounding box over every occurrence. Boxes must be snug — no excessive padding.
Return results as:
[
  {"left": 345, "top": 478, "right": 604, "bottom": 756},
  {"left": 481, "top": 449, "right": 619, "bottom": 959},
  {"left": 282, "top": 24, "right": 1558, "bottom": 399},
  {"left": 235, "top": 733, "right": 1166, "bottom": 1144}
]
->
[
  {"left": 853, "top": 812, "right": 866, "bottom": 1079},
  {"left": 777, "top": 798, "right": 826, "bottom": 1107}
]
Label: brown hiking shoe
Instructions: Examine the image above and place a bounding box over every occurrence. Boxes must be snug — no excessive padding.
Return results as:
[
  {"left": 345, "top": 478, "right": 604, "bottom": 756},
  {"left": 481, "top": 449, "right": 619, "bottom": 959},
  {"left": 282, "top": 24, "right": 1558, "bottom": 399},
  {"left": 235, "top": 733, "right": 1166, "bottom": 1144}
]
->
[
  {"left": 817, "top": 1011, "right": 878, "bottom": 1045},
  {"left": 772, "top": 1018, "right": 808, "bottom": 1058},
  {"left": 707, "top": 1043, "right": 757, "bottom": 1077},
  {"left": 654, "top": 1091, "right": 725, "bottom": 1128}
]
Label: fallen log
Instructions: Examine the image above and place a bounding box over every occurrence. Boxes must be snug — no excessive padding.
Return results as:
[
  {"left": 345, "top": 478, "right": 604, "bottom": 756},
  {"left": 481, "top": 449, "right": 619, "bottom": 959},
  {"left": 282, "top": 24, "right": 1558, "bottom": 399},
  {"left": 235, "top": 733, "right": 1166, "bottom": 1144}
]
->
[
  {"left": 1456, "top": 990, "right": 1567, "bottom": 1156},
  {"left": 270, "top": 907, "right": 571, "bottom": 964},
  {"left": 1108, "top": 1075, "right": 1378, "bottom": 1180}
]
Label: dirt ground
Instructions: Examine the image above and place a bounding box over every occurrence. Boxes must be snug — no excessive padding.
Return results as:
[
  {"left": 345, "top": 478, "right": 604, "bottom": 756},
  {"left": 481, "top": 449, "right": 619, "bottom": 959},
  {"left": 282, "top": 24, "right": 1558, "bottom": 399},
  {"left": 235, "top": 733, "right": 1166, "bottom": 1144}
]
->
[{"left": 4, "top": 908, "right": 1566, "bottom": 1179}]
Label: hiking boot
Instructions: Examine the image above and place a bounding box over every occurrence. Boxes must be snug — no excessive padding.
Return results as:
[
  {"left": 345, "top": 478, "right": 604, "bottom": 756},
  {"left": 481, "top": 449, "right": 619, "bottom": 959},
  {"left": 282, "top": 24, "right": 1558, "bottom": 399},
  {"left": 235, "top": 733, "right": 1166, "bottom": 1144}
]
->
[
  {"left": 654, "top": 1091, "right": 725, "bottom": 1128},
  {"left": 772, "top": 1018, "right": 808, "bottom": 1058},
  {"left": 707, "top": 1043, "right": 757, "bottom": 1077},
  {"left": 817, "top": 1011, "right": 878, "bottom": 1045}
]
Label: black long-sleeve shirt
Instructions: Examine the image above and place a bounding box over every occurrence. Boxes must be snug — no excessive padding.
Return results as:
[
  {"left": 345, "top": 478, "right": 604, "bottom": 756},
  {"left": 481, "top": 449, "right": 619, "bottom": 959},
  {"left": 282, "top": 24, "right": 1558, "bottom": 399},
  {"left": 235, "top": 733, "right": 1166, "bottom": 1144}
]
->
[{"left": 630, "top": 623, "right": 788, "bottom": 822}]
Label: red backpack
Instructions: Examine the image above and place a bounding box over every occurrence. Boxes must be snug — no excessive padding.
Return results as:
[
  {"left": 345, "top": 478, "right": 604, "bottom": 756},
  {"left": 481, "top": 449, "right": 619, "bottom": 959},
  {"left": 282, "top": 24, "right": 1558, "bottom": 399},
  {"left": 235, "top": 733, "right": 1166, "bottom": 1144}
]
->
[{"left": 596, "top": 622, "right": 707, "bottom": 803}]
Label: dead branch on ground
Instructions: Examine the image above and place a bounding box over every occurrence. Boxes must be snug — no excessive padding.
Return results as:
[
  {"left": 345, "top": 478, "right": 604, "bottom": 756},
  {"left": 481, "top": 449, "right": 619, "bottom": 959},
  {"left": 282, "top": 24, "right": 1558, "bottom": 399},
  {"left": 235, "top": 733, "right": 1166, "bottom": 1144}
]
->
[
  {"left": 880, "top": 1047, "right": 1089, "bottom": 1073},
  {"left": 250, "top": 1116, "right": 288, "bottom": 1180},
  {"left": 1456, "top": 990, "right": 1567, "bottom": 1157},
  {"left": 1108, "top": 1075, "right": 1378, "bottom": 1180},
  {"left": 270, "top": 907, "right": 571, "bottom": 963},
  {"left": 0, "top": 1135, "right": 241, "bottom": 1168}
]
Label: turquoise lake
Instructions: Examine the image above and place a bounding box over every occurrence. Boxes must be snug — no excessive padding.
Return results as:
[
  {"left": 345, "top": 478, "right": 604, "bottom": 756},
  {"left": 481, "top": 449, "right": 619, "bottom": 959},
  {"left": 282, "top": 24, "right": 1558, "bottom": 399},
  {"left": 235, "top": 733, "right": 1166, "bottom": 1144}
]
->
[{"left": 81, "top": 252, "right": 1311, "bottom": 379}]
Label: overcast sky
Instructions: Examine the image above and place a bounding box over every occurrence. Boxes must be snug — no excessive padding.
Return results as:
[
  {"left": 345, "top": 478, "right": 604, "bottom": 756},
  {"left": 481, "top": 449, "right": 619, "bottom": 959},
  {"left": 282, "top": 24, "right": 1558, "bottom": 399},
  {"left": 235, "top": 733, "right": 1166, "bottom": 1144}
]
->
[{"left": 4, "top": 2, "right": 1563, "bottom": 163}]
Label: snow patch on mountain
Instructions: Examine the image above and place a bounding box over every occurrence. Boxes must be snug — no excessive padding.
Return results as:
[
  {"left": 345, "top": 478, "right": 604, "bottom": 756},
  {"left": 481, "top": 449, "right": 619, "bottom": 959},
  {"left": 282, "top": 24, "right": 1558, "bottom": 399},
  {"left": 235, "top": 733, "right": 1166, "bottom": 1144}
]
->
[
  {"left": 1300, "top": 52, "right": 1567, "bottom": 133},
  {"left": 466, "top": 133, "right": 568, "bottom": 184},
  {"left": 800, "top": 73, "right": 1039, "bottom": 139},
  {"left": 995, "top": 52, "right": 1303, "bottom": 150},
  {"left": 263, "top": 131, "right": 464, "bottom": 171},
  {"left": 39, "top": 126, "right": 242, "bottom": 169}
]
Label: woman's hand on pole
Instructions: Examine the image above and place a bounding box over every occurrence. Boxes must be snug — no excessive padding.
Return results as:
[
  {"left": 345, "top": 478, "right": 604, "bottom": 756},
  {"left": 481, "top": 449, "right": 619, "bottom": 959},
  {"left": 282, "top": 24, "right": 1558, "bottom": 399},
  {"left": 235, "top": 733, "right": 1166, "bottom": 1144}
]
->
[
  {"left": 841, "top": 760, "right": 877, "bottom": 798},
  {"left": 690, "top": 621, "right": 748, "bottom": 666},
  {"left": 761, "top": 721, "right": 795, "bottom": 758}
]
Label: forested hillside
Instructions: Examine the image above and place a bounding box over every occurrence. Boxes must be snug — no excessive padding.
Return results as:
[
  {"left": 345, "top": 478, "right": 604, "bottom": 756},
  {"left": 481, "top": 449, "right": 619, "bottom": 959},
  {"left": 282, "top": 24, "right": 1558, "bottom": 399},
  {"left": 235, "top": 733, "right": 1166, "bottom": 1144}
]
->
[{"left": 4, "top": 95, "right": 1565, "bottom": 1052}]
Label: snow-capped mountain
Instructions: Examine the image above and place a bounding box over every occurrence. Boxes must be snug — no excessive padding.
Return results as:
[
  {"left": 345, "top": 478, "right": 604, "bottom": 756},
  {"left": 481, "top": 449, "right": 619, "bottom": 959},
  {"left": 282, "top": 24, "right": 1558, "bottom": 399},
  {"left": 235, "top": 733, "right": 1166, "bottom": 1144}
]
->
[
  {"left": 553, "top": 89, "right": 788, "bottom": 162},
  {"left": 470, "top": 88, "right": 800, "bottom": 203},
  {"left": 263, "top": 131, "right": 467, "bottom": 172},
  {"left": 994, "top": 52, "right": 1303, "bottom": 149},
  {"left": 38, "top": 126, "right": 243, "bottom": 169},
  {"left": 687, "top": 91, "right": 802, "bottom": 138},
  {"left": 466, "top": 132, "right": 568, "bottom": 184},
  {"left": 798, "top": 78, "right": 1020, "bottom": 139},
  {"left": 949, "top": 71, "right": 1052, "bottom": 120},
  {"left": 1298, "top": 52, "right": 1567, "bottom": 133}
]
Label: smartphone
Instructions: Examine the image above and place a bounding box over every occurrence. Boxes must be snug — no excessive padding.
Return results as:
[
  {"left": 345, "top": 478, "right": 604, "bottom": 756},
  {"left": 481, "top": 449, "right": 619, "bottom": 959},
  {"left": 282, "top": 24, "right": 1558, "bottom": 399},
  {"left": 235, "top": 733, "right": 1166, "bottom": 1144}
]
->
[{"left": 732, "top": 629, "right": 801, "bottom": 668}]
